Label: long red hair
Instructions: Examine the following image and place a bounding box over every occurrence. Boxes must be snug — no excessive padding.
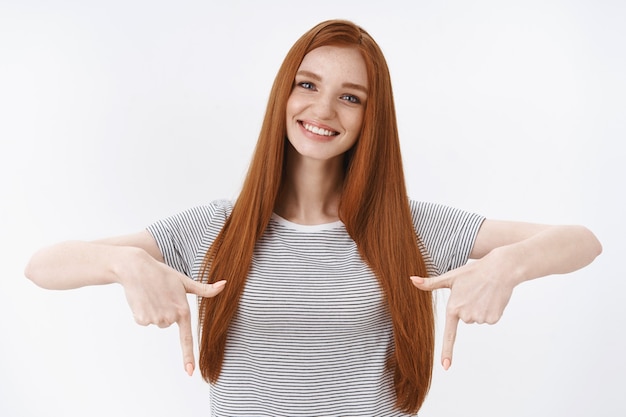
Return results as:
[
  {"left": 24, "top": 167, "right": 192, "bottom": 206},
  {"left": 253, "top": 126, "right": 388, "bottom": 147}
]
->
[{"left": 199, "top": 20, "right": 434, "bottom": 413}]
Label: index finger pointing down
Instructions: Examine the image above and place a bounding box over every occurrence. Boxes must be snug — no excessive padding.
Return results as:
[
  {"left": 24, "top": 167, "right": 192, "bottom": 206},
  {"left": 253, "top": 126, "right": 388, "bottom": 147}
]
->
[
  {"left": 177, "top": 309, "right": 195, "bottom": 376},
  {"left": 442, "top": 311, "right": 460, "bottom": 371}
]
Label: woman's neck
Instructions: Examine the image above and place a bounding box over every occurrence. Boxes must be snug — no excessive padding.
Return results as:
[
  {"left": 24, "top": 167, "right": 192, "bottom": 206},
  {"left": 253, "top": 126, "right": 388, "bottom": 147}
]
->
[{"left": 274, "top": 147, "right": 345, "bottom": 225}]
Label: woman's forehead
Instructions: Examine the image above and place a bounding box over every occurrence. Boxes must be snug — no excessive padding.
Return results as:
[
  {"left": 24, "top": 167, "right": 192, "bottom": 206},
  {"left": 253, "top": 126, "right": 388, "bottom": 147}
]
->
[{"left": 297, "top": 46, "right": 368, "bottom": 87}]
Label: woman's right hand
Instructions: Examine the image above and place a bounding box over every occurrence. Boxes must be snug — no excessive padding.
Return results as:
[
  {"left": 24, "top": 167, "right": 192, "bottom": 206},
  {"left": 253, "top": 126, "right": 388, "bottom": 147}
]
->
[
  {"left": 25, "top": 231, "right": 226, "bottom": 376},
  {"left": 116, "top": 247, "right": 226, "bottom": 376}
]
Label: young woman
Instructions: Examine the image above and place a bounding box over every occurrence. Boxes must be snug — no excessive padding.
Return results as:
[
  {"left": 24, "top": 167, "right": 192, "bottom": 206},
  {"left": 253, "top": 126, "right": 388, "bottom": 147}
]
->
[{"left": 25, "top": 20, "right": 602, "bottom": 416}]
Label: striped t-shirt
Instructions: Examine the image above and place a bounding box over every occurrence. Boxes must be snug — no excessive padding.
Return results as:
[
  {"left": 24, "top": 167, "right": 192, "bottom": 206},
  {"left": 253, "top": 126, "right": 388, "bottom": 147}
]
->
[{"left": 147, "top": 199, "right": 484, "bottom": 416}]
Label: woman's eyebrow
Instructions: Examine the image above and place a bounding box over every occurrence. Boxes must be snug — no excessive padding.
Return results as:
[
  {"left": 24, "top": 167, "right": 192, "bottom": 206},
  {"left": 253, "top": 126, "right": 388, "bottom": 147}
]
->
[
  {"left": 296, "top": 70, "right": 322, "bottom": 81},
  {"left": 343, "top": 82, "right": 368, "bottom": 94},
  {"left": 296, "top": 70, "right": 368, "bottom": 94}
]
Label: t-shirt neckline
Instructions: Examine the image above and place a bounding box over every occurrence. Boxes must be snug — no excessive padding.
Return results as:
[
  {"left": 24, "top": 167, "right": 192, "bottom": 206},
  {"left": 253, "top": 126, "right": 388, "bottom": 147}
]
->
[{"left": 271, "top": 213, "right": 344, "bottom": 232}]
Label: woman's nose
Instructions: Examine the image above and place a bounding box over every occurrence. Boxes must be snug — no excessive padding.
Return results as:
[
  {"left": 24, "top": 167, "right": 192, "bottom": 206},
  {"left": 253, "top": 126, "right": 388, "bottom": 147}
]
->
[{"left": 310, "top": 94, "right": 336, "bottom": 120}]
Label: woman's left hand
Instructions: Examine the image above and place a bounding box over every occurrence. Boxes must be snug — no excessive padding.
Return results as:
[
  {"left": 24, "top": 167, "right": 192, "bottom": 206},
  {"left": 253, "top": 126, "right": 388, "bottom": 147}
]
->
[
  {"left": 410, "top": 248, "right": 518, "bottom": 370},
  {"left": 412, "top": 220, "right": 602, "bottom": 370}
]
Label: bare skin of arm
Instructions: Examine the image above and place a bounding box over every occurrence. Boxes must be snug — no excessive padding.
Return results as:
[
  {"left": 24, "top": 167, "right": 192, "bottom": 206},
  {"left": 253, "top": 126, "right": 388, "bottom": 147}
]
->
[{"left": 24, "top": 231, "right": 226, "bottom": 375}]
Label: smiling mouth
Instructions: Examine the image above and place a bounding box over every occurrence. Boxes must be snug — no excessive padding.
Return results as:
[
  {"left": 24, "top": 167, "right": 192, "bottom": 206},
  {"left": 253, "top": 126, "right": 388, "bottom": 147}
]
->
[{"left": 300, "top": 121, "right": 339, "bottom": 137}]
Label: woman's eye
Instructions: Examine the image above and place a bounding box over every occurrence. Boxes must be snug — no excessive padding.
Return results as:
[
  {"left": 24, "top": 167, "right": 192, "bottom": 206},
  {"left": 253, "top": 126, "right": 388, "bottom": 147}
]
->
[
  {"left": 341, "top": 94, "right": 361, "bottom": 104},
  {"left": 298, "top": 81, "right": 315, "bottom": 90}
]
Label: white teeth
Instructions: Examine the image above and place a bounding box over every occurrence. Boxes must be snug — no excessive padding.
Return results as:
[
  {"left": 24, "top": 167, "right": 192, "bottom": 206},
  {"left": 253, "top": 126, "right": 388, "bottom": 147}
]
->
[{"left": 302, "top": 122, "right": 336, "bottom": 137}]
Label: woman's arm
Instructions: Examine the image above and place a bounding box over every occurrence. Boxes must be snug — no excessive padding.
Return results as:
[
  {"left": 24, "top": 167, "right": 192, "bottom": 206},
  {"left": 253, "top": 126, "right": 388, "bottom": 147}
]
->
[
  {"left": 24, "top": 231, "right": 226, "bottom": 375},
  {"left": 24, "top": 231, "right": 164, "bottom": 289},
  {"left": 470, "top": 220, "right": 602, "bottom": 277},
  {"left": 411, "top": 220, "right": 602, "bottom": 369}
]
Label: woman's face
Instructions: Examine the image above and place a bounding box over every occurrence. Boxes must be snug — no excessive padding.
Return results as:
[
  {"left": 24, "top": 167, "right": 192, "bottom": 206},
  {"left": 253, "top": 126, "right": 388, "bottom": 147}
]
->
[{"left": 285, "top": 45, "right": 368, "bottom": 163}]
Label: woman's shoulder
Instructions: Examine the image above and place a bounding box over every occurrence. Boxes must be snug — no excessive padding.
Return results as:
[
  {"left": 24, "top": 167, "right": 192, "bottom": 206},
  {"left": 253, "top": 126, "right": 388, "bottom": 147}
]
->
[
  {"left": 408, "top": 199, "right": 478, "bottom": 215},
  {"left": 407, "top": 199, "right": 454, "bottom": 217},
  {"left": 407, "top": 199, "right": 484, "bottom": 229},
  {"left": 175, "top": 199, "right": 234, "bottom": 224},
  {"left": 204, "top": 199, "right": 234, "bottom": 217},
  {"left": 149, "top": 199, "right": 234, "bottom": 232}
]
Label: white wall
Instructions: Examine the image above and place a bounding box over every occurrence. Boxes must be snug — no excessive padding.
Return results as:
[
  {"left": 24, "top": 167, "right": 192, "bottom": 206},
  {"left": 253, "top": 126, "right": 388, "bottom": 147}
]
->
[{"left": 1, "top": 1, "right": 623, "bottom": 415}]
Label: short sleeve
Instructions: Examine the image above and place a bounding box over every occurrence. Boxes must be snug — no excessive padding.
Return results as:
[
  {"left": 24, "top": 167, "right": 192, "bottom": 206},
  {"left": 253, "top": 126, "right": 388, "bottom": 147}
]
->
[
  {"left": 146, "top": 200, "right": 233, "bottom": 280},
  {"left": 409, "top": 200, "right": 485, "bottom": 276}
]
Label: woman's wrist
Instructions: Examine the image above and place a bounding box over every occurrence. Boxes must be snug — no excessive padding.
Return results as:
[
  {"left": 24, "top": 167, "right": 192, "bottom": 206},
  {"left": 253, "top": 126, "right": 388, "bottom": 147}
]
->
[
  {"left": 108, "top": 245, "right": 150, "bottom": 286},
  {"left": 487, "top": 244, "right": 529, "bottom": 288}
]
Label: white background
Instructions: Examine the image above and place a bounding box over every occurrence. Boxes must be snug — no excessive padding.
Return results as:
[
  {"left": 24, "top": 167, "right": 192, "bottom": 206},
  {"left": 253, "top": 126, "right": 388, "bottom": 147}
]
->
[{"left": 1, "top": 1, "right": 624, "bottom": 416}]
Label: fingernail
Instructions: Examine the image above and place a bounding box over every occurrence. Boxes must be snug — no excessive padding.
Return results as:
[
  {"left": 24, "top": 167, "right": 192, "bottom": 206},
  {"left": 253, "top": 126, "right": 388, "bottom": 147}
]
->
[
  {"left": 212, "top": 280, "right": 227, "bottom": 289},
  {"left": 443, "top": 358, "right": 451, "bottom": 370},
  {"left": 185, "top": 362, "right": 194, "bottom": 376}
]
